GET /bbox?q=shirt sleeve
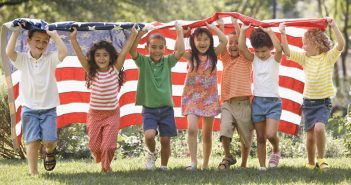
[133,53,144,68]
[287,49,306,66]
[49,52,61,67]
[13,52,25,70]
[326,46,342,65]
[167,54,178,68]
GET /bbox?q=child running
[238,24,283,170]
[70,26,138,172]
[181,22,228,170]
[6,26,68,176]
[129,23,185,170]
[279,18,345,170]
[217,17,254,169]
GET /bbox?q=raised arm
[279,23,290,57]
[238,24,254,61]
[261,27,282,62]
[327,17,345,51]
[114,25,138,70]
[206,22,228,55]
[231,17,241,36]
[5,27,21,62]
[46,30,68,62]
[174,22,185,60]
[130,28,148,60]
[69,27,89,72]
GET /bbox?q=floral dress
[181,56,220,117]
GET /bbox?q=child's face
[27,32,50,58]
[227,34,239,57]
[254,46,272,61]
[94,48,110,71]
[194,33,210,54]
[303,37,320,56]
[147,38,166,63]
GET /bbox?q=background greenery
[0,0,350,163]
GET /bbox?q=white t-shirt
[13,52,62,110]
[252,55,280,97]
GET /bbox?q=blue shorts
[252,96,282,123]
[21,106,58,144]
[142,106,177,137]
[302,98,332,131]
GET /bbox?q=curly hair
[86,40,125,88]
[189,27,217,72]
[304,28,332,53]
[249,28,273,49]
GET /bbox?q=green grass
[0,157,350,185]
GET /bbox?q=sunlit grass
[0,157,350,185]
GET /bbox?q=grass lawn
[0,157,350,185]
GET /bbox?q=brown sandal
[43,148,57,171]
[218,156,237,170]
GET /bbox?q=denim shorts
[302,98,332,131]
[21,106,58,144]
[142,106,177,137]
[252,96,282,123]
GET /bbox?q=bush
[57,124,90,159]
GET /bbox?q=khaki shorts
[220,98,254,147]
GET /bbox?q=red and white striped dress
[86,66,120,171]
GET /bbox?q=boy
[6,26,67,176]
[217,18,254,169]
[129,23,184,170]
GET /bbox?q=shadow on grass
[42,166,351,185]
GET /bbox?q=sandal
[316,158,329,170]
[43,148,57,171]
[218,156,237,170]
[185,164,197,171]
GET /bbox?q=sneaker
[316,158,329,170]
[160,166,168,171]
[185,163,197,171]
[268,152,281,168]
[145,151,157,170]
[258,166,267,171]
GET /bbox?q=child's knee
[256,135,266,144]
[160,137,170,146]
[314,123,325,134]
[42,141,57,150]
[144,130,156,140]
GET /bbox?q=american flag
[0,13,328,147]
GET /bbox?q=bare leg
[202,116,214,169]
[27,141,41,176]
[160,136,171,166]
[255,121,266,167]
[187,114,199,166]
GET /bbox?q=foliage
[117,126,145,158]
[56,124,90,159]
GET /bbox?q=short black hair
[249,28,273,49]
[28,29,48,39]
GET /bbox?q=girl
[181,23,227,170]
[70,26,137,172]
[280,18,345,170]
[238,24,283,170]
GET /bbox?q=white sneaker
[145,151,157,170]
[258,166,267,171]
[160,166,168,170]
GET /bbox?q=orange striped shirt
[90,66,120,110]
[219,52,252,101]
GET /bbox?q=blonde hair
[304,28,332,53]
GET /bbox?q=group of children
[5,16,345,175]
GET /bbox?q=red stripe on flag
[278,120,299,135]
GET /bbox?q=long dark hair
[86,41,125,88]
[189,27,217,72]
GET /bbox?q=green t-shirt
[134,53,178,107]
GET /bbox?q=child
[238,24,283,170]
[217,17,254,169]
[181,22,227,170]
[129,23,184,170]
[70,26,138,172]
[6,27,68,176]
[279,18,345,169]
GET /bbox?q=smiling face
[27,32,50,59]
[194,32,211,55]
[94,48,111,71]
[227,33,239,57]
[147,38,166,63]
